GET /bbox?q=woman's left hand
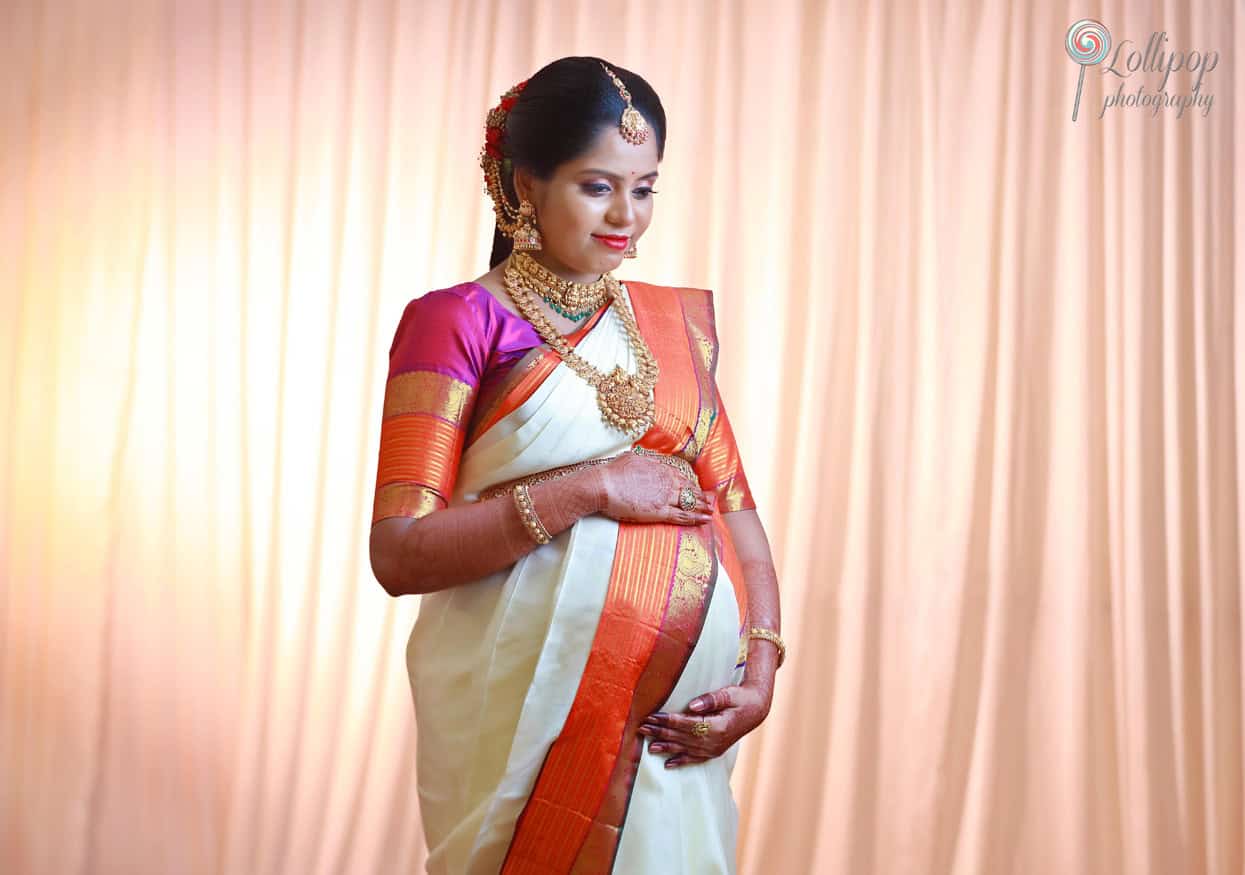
[637,683,772,768]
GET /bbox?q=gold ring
[692,720,710,737]
[678,486,698,512]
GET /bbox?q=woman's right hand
[589,452,716,525]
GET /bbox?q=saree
[371,280,757,874]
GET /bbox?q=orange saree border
[635,282,717,460]
[627,282,750,625]
[500,522,718,873]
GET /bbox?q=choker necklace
[509,251,609,321]
[502,255,659,436]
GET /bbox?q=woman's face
[513,125,660,283]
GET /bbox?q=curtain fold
[2,1,1241,872]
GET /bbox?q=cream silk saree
[372,280,756,873]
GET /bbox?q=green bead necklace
[541,296,598,321]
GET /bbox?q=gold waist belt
[477,446,696,502]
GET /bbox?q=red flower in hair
[482,79,529,165]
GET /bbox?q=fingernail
[649,712,668,720]
[688,700,706,712]
[637,725,653,735]
[649,743,666,752]
[664,760,679,769]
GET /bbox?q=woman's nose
[606,190,635,227]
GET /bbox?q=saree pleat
[394,283,753,874]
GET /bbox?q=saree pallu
[372,281,756,874]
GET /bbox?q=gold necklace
[510,251,610,320]
[502,257,659,436]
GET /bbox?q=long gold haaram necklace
[502,252,659,436]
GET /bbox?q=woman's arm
[636,507,782,768]
[724,509,781,708]
[370,454,716,597]
[370,467,602,597]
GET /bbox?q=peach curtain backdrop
[2,0,1243,873]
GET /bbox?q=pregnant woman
[368,56,785,874]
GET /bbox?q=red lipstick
[592,234,629,251]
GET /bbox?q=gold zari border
[382,370,474,421]
[372,482,443,523]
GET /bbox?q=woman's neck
[518,251,601,285]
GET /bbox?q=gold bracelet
[748,627,786,668]
[512,482,552,545]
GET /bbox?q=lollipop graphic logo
[1066,19,1112,121]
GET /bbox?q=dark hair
[487,56,667,268]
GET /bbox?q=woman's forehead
[559,127,659,179]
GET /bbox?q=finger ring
[692,720,710,737]
[678,486,698,512]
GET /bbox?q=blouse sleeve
[692,381,757,513]
[371,290,488,525]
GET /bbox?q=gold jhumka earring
[622,240,638,258]
[512,200,542,251]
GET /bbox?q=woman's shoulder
[387,282,504,378]
[395,281,510,332]
[401,280,497,318]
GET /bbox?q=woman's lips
[592,234,629,251]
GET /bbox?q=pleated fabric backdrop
[2,0,1242,872]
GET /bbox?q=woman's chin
[595,250,627,270]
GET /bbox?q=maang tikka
[598,62,649,145]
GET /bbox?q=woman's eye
[634,187,659,199]
[582,183,611,196]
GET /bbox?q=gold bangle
[748,627,786,668]
[512,483,551,545]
